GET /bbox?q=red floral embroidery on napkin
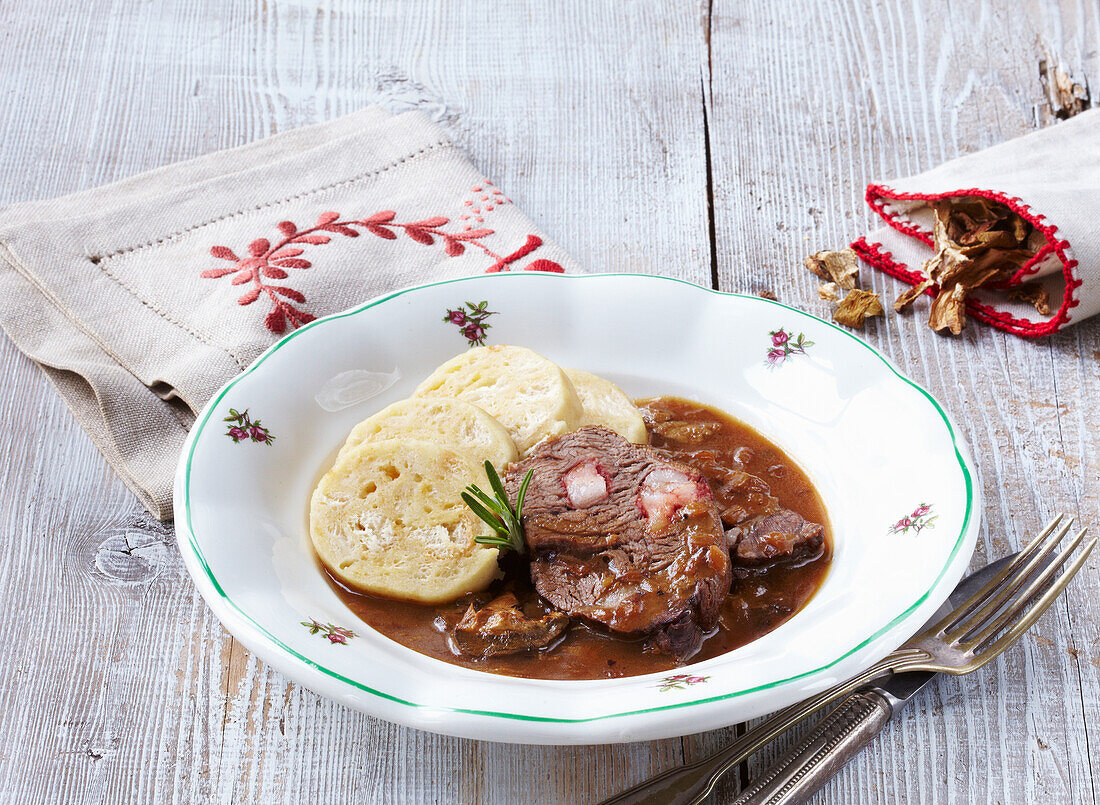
[204,209,562,333]
[459,181,516,229]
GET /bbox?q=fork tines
[933,514,1095,663]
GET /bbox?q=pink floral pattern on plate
[223,408,275,445]
[301,619,356,645]
[655,673,709,692]
[444,300,496,346]
[889,503,937,535]
[766,328,813,366]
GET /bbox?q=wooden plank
[2,0,1097,802]
[0,0,712,803]
[704,0,1099,803]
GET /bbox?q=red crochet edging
[859,184,1082,337]
[851,237,1004,329]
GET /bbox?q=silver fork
[599,514,1095,805]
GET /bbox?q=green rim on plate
[180,272,974,724]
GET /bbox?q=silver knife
[731,554,1016,805]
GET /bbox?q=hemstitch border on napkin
[95,139,454,262]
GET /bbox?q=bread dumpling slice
[413,345,583,454]
[337,397,518,468]
[310,439,500,603]
[565,368,648,444]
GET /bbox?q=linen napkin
[851,108,1100,337]
[0,107,578,520]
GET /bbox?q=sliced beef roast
[452,593,570,659]
[726,508,825,565]
[505,426,732,660]
[690,454,825,567]
[713,470,779,526]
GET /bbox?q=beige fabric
[858,108,1100,337]
[0,108,579,519]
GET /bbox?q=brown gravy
[322,396,831,680]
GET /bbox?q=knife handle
[731,689,893,805]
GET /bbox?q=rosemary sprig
[462,461,532,554]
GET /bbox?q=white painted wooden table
[1,2,1097,802]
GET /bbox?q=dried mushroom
[921,197,1036,335]
[927,284,972,336]
[805,249,859,290]
[833,289,884,329]
[894,279,934,312]
[1007,282,1052,316]
[805,195,1042,336]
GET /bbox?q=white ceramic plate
[174,273,980,744]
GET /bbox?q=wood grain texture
[0,0,1095,803]
[703,1,1100,803]
[0,1,707,803]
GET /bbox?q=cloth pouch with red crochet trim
[0,107,577,519]
[851,108,1099,338]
